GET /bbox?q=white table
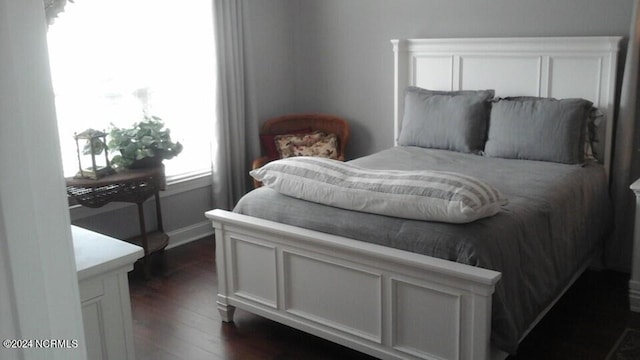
[73,225,143,360]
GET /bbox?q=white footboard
[206,209,502,360]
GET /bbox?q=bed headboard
[392,36,622,175]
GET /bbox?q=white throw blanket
[250,157,507,223]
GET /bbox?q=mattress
[234,146,612,353]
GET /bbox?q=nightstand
[73,225,142,359]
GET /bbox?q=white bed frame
[206,36,621,360]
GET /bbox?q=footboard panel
[206,209,501,360]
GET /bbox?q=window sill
[69,170,212,221]
[165,168,212,195]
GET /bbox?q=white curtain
[609,0,640,271]
[211,0,250,210]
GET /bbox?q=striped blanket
[250,157,507,223]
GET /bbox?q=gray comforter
[234,146,612,354]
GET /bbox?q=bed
[205,36,621,360]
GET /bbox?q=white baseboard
[166,220,214,250]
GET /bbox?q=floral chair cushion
[275,131,338,160]
[260,127,312,160]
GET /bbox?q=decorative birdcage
[74,129,115,179]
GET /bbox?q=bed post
[213,222,236,322]
[392,39,408,146]
[217,300,236,323]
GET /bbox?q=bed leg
[217,301,236,322]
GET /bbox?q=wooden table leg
[137,202,150,278]
[154,191,164,233]
[154,191,167,265]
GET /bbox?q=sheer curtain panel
[211,0,250,210]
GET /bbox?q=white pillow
[250,157,507,224]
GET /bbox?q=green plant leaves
[107,115,183,169]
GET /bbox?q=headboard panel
[392,36,621,175]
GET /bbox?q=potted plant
[108,115,183,169]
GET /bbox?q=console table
[66,166,169,277]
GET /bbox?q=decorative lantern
[74,129,115,179]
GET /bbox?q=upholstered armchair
[252,113,350,188]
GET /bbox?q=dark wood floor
[129,236,640,360]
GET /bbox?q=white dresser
[629,180,640,311]
[73,226,143,360]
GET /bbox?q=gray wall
[286,0,634,158]
[244,0,297,119]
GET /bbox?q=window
[47,0,216,180]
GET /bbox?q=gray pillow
[398,87,495,153]
[585,108,605,163]
[484,97,593,164]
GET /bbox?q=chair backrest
[260,113,350,161]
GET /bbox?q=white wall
[288,0,634,158]
[0,0,86,359]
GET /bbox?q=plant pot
[129,157,164,169]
